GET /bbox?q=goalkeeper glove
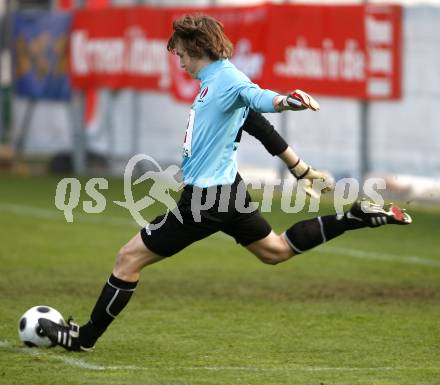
[289,159,333,199]
[275,89,320,112]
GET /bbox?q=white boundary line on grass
[1,340,439,373]
[0,202,136,227]
[320,246,440,268]
[1,202,439,268]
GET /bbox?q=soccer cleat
[346,200,412,227]
[38,317,94,352]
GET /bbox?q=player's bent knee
[116,244,154,267]
[246,233,294,266]
[257,250,290,265]
[116,244,134,265]
[114,245,137,275]
[259,256,281,265]
[114,234,162,277]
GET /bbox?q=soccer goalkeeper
[39,14,412,351]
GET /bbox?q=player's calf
[283,200,412,254]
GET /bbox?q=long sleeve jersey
[181,59,279,188]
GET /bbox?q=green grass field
[1,175,439,385]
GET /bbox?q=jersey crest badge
[197,86,209,102]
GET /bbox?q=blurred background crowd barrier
[0,0,439,203]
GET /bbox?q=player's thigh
[245,231,294,265]
[117,232,164,269]
[140,210,219,258]
[223,206,272,247]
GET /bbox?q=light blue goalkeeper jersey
[181,59,279,188]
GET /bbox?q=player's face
[174,41,202,79]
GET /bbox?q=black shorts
[140,174,272,257]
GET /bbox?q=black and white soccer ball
[18,306,65,348]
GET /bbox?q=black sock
[284,215,347,254]
[80,274,138,348]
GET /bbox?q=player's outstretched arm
[241,110,333,198]
[273,89,320,112]
[280,148,334,199]
[241,109,288,156]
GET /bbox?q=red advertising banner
[365,4,402,99]
[70,4,401,101]
[71,7,170,90]
[265,4,401,99]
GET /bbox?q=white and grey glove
[289,159,333,199]
[275,89,320,112]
